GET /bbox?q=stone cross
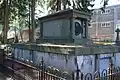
[115,28,120,42]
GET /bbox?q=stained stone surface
[0,72,12,80]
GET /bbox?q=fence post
[12,49,15,79]
[94,54,99,72]
[108,57,115,80]
[39,67,40,80]
[72,72,75,80]
[85,73,92,80]
[101,69,107,80]
[94,71,100,80]
[41,57,44,80]
[76,69,80,80]
[81,73,84,80]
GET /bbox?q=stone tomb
[36,9,90,44]
[12,9,119,78]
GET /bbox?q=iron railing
[73,66,120,80]
[4,56,67,80]
[5,57,120,80]
[1,49,120,80]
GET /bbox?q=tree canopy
[0,0,109,43]
[47,0,109,13]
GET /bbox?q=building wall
[89,5,120,41]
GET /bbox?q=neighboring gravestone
[115,28,120,45]
[36,9,91,44]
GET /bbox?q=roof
[38,9,91,21]
[11,43,119,55]
[37,43,83,48]
[106,4,120,8]
[94,4,120,10]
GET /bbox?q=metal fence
[5,57,120,80]
[4,56,68,80]
[1,49,120,80]
[72,66,120,80]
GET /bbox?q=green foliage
[36,0,49,16]
[72,0,95,12]
[48,0,71,12]
[9,0,29,24]
[47,0,109,13]
[6,0,30,43]
[100,0,109,12]
[0,34,3,44]
[0,0,109,44]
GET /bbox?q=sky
[94,0,120,8]
[36,0,120,17]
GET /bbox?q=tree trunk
[56,0,61,11]
[14,27,18,43]
[30,0,35,42]
[28,1,31,42]
[19,29,23,42]
[3,0,9,44]
[62,0,67,10]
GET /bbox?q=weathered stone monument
[36,9,91,44]
[11,9,119,79]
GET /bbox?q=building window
[106,23,110,26]
[89,23,95,28]
[101,22,111,27]
[93,11,97,15]
[98,11,101,14]
[105,9,111,14]
[100,9,111,14]
[89,26,92,28]
[107,10,110,13]
[89,24,92,28]
[102,11,104,14]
